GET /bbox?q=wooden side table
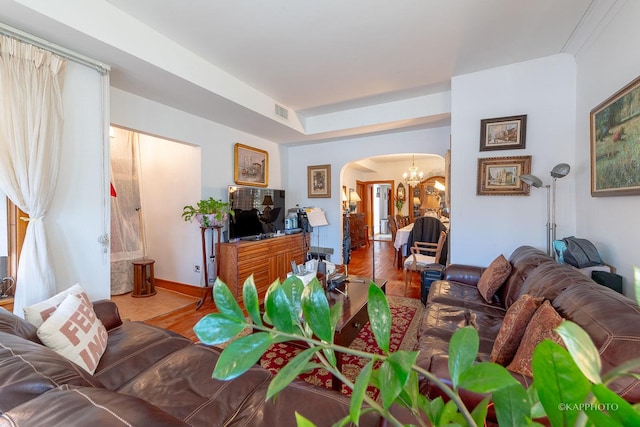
[132,258,157,297]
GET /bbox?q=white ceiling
[0,0,617,145]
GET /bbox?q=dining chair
[403,230,447,292]
[388,215,398,264]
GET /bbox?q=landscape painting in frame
[234,143,268,187]
[477,156,531,196]
[307,164,331,198]
[479,115,527,151]
[591,75,640,196]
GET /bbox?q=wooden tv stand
[218,233,310,302]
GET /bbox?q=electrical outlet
[193,263,201,273]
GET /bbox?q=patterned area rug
[260,296,423,398]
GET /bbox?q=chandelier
[403,155,424,187]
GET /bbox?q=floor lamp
[520,163,570,256]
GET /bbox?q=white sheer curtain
[110,127,143,295]
[0,36,67,316]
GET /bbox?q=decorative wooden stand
[196,225,222,310]
[132,258,157,297]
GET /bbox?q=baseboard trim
[155,279,203,297]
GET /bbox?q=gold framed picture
[477,156,531,196]
[307,164,331,198]
[590,75,640,196]
[234,143,268,187]
[480,115,527,151]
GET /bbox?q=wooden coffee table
[326,276,387,391]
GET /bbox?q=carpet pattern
[260,296,423,398]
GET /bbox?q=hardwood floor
[115,237,421,341]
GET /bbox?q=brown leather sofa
[0,300,384,426]
[415,245,640,419]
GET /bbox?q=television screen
[228,186,286,239]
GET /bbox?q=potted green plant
[181,197,234,227]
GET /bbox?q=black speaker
[591,271,623,294]
[342,215,351,265]
[317,261,327,288]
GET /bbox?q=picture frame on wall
[477,155,532,196]
[590,75,640,196]
[234,143,268,187]
[307,164,331,198]
[479,114,527,151]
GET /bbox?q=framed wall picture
[590,75,640,196]
[234,143,268,187]
[308,164,331,198]
[479,115,527,151]
[477,155,531,196]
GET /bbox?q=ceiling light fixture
[403,155,424,187]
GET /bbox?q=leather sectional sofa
[0,299,384,426]
[415,245,640,419]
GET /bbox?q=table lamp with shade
[348,189,361,212]
[520,163,570,256]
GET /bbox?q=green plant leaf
[556,320,602,384]
[329,299,343,330]
[367,282,391,353]
[458,362,518,393]
[531,340,591,427]
[590,383,640,425]
[265,281,296,334]
[193,313,247,345]
[294,412,317,427]
[267,346,320,400]
[213,278,245,321]
[493,383,531,426]
[423,396,444,426]
[471,396,492,427]
[378,359,403,409]
[386,350,419,388]
[350,360,373,423]
[242,275,262,327]
[281,274,304,317]
[301,280,333,342]
[448,326,479,389]
[213,332,274,380]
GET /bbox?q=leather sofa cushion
[500,246,555,307]
[490,294,544,366]
[116,343,382,426]
[477,254,512,303]
[517,261,593,303]
[0,307,40,343]
[553,284,640,402]
[94,321,192,390]
[506,300,564,377]
[1,385,189,427]
[0,331,104,413]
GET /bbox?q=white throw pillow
[24,283,84,328]
[37,292,108,374]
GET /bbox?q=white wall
[138,134,202,286]
[47,62,110,301]
[450,54,577,266]
[111,88,284,287]
[575,1,640,296]
[288,127,451,261]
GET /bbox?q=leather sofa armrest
[1,385,189,427]
[443,264,486,286]
[92,300,123,330]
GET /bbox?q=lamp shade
[520,174,543,188]
[550,163,571,178]
[349,190,361,202]
[261,195,274,206]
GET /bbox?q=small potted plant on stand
[181,197,234,228]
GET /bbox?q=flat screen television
[228,185,286,239]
